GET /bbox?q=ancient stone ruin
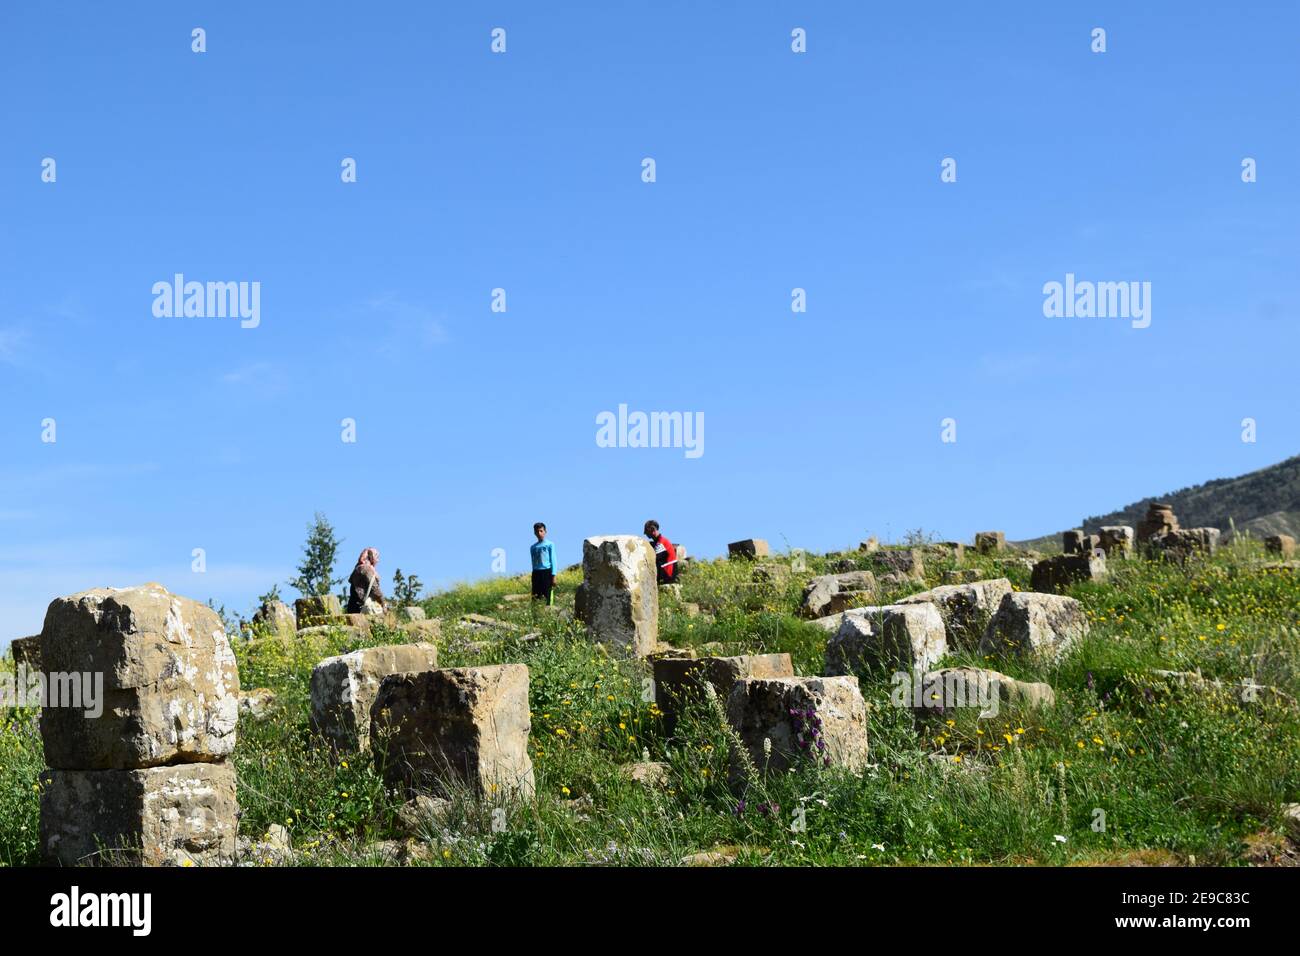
[799,570,877,618]
[251,597,297,640]
[978,592,1088,663]
[1030,553,1108,593]
[824,603,947,676]
[310,643,440,753]
[867,548,925,583]
[9,634,40,674]
[581,535,658,656]
[651,652,793,733]
[1151,527,1221,560]
[1136,503,1179,542]
[1265,534,1296,557]
[910,667,1055,720]
[897,578,1012,651]
[726,676,869,778]
[727,538,770,559]
[295,593,342,629]
[974,531,1005,554]
[38,583,240,866]
[371,663,535,801]
[1098,526,1135,557]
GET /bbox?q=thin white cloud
[0,326,28,364]
[219,360,288,397]
[364,293,451,355]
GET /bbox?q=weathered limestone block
[1099,526,1135,557]
[40,762,238,866]
[574,581,589,623]
[295,594,342,629]
[371,664,534,801]
[460,613,520,633]
[343,613,374,635]
[751,563,791,585]
[238,688,277,720]
[1148,669,1293,708]
[296,624,367,642]
[582,536,658,656]
[858,537,880,553]
[1137,503,1179,542]
[251,599,296,639]
[824,603,947,676]
[943,568,982,584]
[909,667,1055,718]
[974,531,1006,554]
[726,676,869,775]
[798,570,877,619]
[619,761,671,789]
[674,543,689,567]
[652,653,794,732]
[9,634,40,673]
[1151,527,1220,560]
[897,578,1013,651]
[1062,530,1085,555]
[979,592,1087,662]
[1264,534,1296,557]
[867,549,925,582]
[40,583,239,771]
[394,605,426,622]
[727,539,770,559]
[1030,553,1108,593]
[928,541,965,563]
[398,618,441,641]
[310,643,440,753]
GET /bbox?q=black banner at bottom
[0,865,1278,941]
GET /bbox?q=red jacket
[653,535,677,579]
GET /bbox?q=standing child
[530,522,557,605]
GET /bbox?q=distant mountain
[1018,454,1300,552]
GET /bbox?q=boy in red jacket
[644,520,677,585]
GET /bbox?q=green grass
[2,541,1298,866]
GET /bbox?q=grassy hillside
[1018,454,1300,552]
[3,540,1299,867]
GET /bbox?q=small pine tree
[258,583,282,605]
[290,512,343,597]
[392,568,424,607]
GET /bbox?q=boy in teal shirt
[530,522,557,605]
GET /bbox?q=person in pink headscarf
[346,547,387,614]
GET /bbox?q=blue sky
[2,2,1297,641]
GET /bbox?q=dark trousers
[531,569,555,604]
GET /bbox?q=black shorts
[531,569,554,599]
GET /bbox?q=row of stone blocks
[650,652,870,775]
[647,645,1052,777]
[309,645,536,800]
[249,593,439,642]
[823,581,1089,674]
[36,584,241,866]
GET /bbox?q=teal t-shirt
[530,540,556,572]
